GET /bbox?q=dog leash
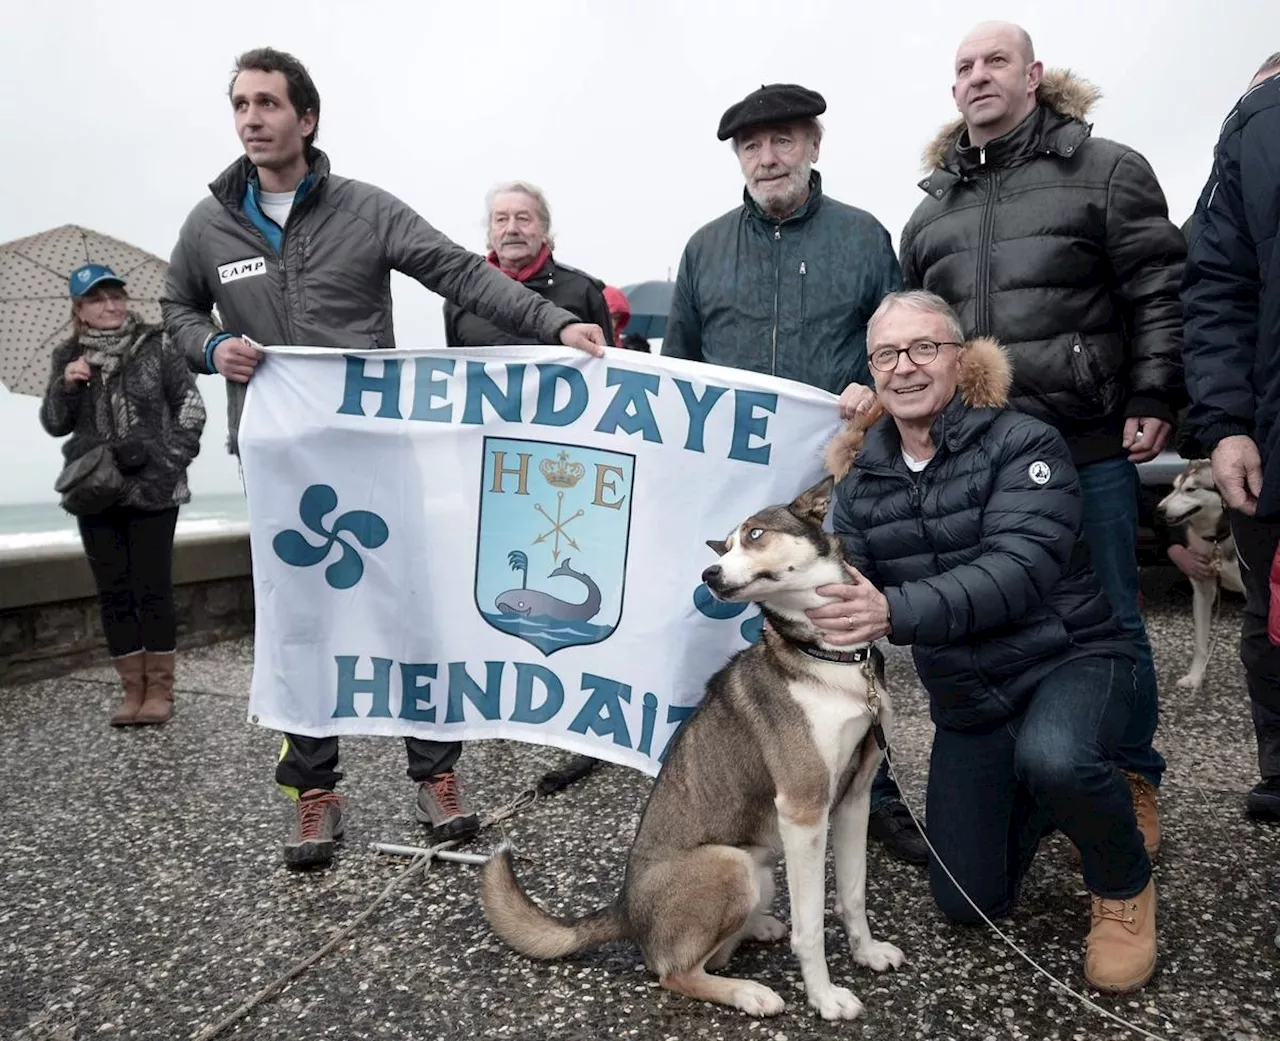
[188,786,542,1041]
[876,701,1175,1041]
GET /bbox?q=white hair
[867,290,966,344]
[484,180,555,251]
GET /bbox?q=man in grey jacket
[162,47,605,869]
[663,84,926,867]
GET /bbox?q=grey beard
[747,165,811,219]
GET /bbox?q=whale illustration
[495,558,602,623]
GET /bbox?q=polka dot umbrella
[0,224,167,396]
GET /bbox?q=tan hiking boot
[1084,879,1157,993]
[135,651,176,725]
[1124,772,1161,859]
[109,652,146,727]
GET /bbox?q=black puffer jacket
[444,255,614,347]
[39,319,205,513]
[827,338,1132,732]
[900,72,1186,466]
[1183,73,1280,517]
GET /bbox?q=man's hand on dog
[1122,416,1172,462]
[808,563,891,645]
[1167,544,1216,582]
[1212,434,1264,516]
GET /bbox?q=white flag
[239,345,840,777]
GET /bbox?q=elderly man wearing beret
[664,83,924,866]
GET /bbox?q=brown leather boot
[109,653,147,727]
[1084,879,1157,993]
[1124,772,1161,859]
[135,651,176,725]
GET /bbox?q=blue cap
[69,263,127,298]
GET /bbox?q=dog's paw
[746,913,787,942]
[1176,673,1204,691]
[808,984,864,1021]
[730,981,785,1017]
[852,939,905,972]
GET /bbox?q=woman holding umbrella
[39,264,206,726]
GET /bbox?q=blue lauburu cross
[272,485,390,590]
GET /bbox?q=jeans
[77,506,179,657]
[1227,509,1280,780]
[926,654,1150,921]
[1076,458,1166,787]
[276,734,462,794]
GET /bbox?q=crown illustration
[540,450,585,488]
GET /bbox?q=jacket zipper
[974,157,1000,337]
[770,226,782,376]
[799,261,807,342]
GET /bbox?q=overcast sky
[2,0,1276,504]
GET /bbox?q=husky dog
[1156,459,1245,690]
[481,477,904,1021]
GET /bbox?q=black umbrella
[620,280,675,339]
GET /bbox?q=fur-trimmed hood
[825,336,1011,480]
[921,69,1101,173]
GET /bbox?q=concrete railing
[0,525,254,685]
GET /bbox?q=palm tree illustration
[507,550,529,589]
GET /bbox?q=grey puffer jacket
[39,320,206,513]
[663,171,902,394]
[162,150,582,453]
[900,72,1186,467]
[826,338,1132,732]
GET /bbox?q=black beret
[717,83,827,141]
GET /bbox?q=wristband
[204,333,234,375]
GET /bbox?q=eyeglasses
[868,340,962,372]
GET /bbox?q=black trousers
[1228,509,1280,781]
[77,506,179,657]
[276,734,462,793]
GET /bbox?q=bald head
[952,21,1043,148]
[959,21,1035,64]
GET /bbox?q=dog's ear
[705,538,729,556]
[789,476,835,523]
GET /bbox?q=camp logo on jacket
[217,256,267,284]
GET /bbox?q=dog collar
[794,642,872,665]
[1207,513,1233,544]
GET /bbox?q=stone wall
[0,528,253,685]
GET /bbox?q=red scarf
[486,244,551,282]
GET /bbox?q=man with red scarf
[445,181,615,347]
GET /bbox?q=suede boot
[1084,879,1157,993]
[135,651,176,725]
[109,652,147,727]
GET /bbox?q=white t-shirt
[902,450,930,473]
[259,190,295,229]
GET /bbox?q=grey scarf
[80,313,145,441]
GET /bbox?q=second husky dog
[481,477,904,1021]
[1156,458,1245,690]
